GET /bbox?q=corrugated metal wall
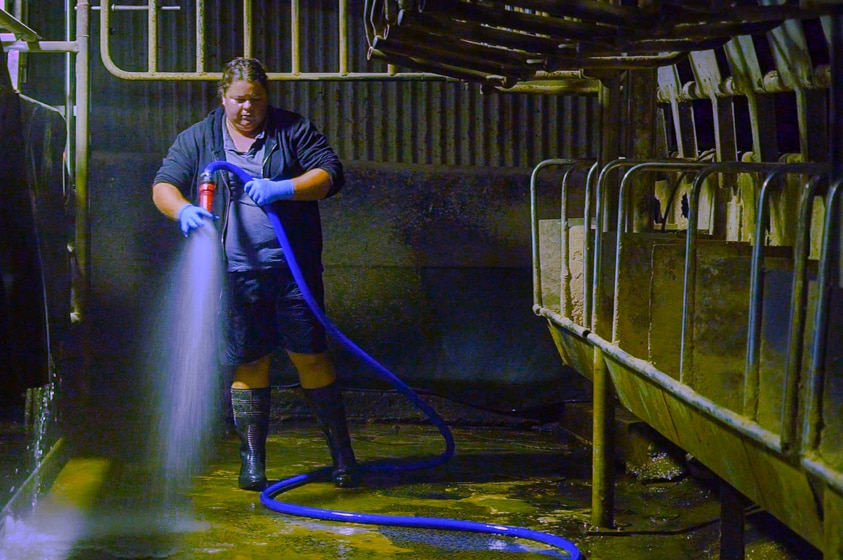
[23,0,598,166]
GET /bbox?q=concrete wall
[89,153,586,412]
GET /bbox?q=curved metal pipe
[745,164,829,422]
[682,161,791,383]
[780,173,829,456]
[803,177,843,453]
[529,159,582,311]
[612,161,708,345]
[580,161,601,329]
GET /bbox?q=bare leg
[286,350,337,389]
[232,354,272,389]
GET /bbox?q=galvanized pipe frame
[560,160,599,322]
[745,164,830,426]
[611,161,710,347]
[681,161,794,384]
[802,176,841,456]
[529,158,586,312]
[591,158,700,337]
[581,161,601,329]
[530,156,843,538]
[775,172,828,457]
[98,0,447,81]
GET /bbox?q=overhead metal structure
[364,0,838,93]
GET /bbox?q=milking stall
[2,1,843,559]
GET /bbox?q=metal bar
[0,7,41,40]
[720,481,747,560]
[243,0,252,59]
[803,177,842,453]
[781,174,827,456]
[196,0,204,73]
[560,161,597,319]
[536,307,785,453]
[1,40,79,52]
[91,4,180,10]
[745,164,829,421]
[97,0,446,81]
[479,0,648,27]
[371,35,525,81]
[682,162,789,384]
[75,0,91,399]
[529,159,581,310]
[538,304,843,499]
[291,0,300,74]
[591,345,613,529]
[593,159,691,333]
[339,0,348,75]
[65,0,76,182]
[147,0,157,73]
[424,1,615,43]
[612,162,708,346]
[582,161,601,329]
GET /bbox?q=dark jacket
[153,106,345,277]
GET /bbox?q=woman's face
[221,79,269,136]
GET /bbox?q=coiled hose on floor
[203,161,582,559]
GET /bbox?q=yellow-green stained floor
[1,423,819,559]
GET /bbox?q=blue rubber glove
[244,178,295,206]
[177,204,214,236]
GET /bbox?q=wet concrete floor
[0,417,821,560]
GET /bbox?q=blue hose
[203,161,581,559]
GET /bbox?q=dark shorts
[224,267,327,365]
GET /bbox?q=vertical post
[147,0,157,73]
[825,487,843,560]
[591,74,621,530]
[74,0,91,398]
[591,347,614,529]
[719,480,746,560]
[65,0,75,180]
[291,0,300,74]
[196,0,205,72]
[338,0,348,75]
[242,0,252,59]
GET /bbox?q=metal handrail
[98,0,449,81]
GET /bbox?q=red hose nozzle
[198,171,216,212]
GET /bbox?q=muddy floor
[0,419,820,560]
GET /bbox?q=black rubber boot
[231,387,271,491]
[303,383,360,488]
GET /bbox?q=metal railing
[531,155,843,547]
[98,0,449,81]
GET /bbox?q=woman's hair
[218,57,269,97]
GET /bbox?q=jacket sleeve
[291,117,345,198]
[152,122,203,199]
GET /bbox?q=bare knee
[287,351,336,389]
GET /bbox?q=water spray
[200,160,582,559]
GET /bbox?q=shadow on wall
[89,155,586,413]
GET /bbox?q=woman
[151,57,358,490]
